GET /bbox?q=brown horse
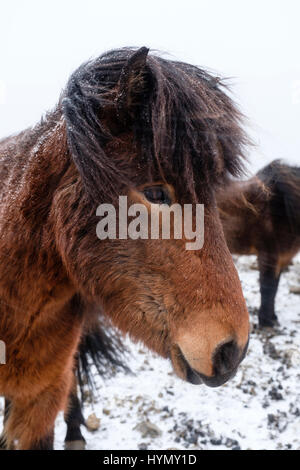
[218,160,300,327]
[0,47,249,450]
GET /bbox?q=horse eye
[143,186,171,205]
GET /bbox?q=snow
[1,255,300,450]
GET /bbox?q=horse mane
[257,159,300,194]
[62,47,249,203]
[217,175,270,219]
[257,159,300,234]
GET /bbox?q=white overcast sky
[0,0,299,173]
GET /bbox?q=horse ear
[115,47,150,121]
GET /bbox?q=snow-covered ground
[1,255,300,450]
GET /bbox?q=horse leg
[0,399,11,449]
[64,373,86,450]
[29,429,55,450]
[1,397,54,450]
[258,253,281,327]
[5,378,72,450]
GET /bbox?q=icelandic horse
[0,47,249,449]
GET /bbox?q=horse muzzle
[172,338,249,387]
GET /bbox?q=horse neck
[1,110,71,218]
[0,110,77,319]
[219,179,253,214]
[217,177,267,254]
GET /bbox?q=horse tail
[76,317,130,401]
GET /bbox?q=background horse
[218,160,300,327]
[0,47,249,449]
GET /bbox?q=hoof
[259,322,275,329]
[257,322,282,338]
[259,318,278,329]
[64,440,86,450]
[0,440,15,450]
[0,435,7,450]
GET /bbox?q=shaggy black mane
[257,159,300,234]
[62,47,249,202]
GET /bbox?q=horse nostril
[212,340,240,376]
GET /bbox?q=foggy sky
[1,0,299,173]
